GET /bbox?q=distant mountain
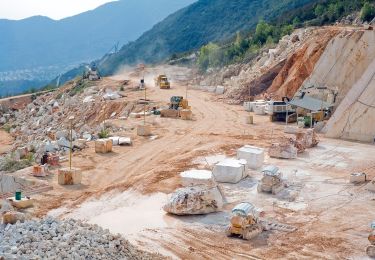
[98,0,317,75]
[0,0,195,71]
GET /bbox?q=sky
[0,0,116,20]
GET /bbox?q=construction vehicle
[257,165,284,195]
[160,96,191,119]
[84,63,101,81]
[155,75,171,89]
[226,202,263,240]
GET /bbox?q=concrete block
[95,139,112,153]
[58,168,82,185]
[7,197,35,209]
[180,109,193,120]
[137,125,151,136]
[213,159,247,183]
[237,145,264,170]
[180,170,216,188]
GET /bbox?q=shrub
[3,124,12,133]
[361,2,375,22]
[0,155,32,172]
[98,128,110,139]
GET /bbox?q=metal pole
[69,120,72,170]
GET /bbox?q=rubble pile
[198,28,317,104]
[0,80,139,161]
[0,217,161,259]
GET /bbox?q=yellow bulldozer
[155,75,170,89]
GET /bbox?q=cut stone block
[215,86,225,95]
[160,109,179,118]
[137,125,151,136]
[245,115,254,124]
[180,109,193,120]
[118,137,132,146]
[284,126,299,134]
[180,170,216,188]
[237,145,264,170]
[7,197,35,209]
[47,155,59,167]
[95,139,112,153]
[350,172,366,184]
[163,186,223,215]
[58,168,82,185]
[109,137,120,146]
[32,165,44,177]
[269,142,297,159]
[213,158,247,183]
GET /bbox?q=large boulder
[163,186,223,215]
[269,138,298,159]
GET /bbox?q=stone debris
[269,138,298,159]
[237,145,264,170]
[163,186,223,215]
[0,217,161,259]
[213,158,247,184]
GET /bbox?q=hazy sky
[0,0,116,20]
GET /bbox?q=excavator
[155,75,171,89]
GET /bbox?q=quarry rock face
[163,186,223,215]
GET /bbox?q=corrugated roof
[289,96,333,111]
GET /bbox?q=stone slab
[137,125,151,136]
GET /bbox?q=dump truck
[155,75,170,89]
[226,202,263,240]
[257,165,284,194]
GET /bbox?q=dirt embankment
[266,29,339,99]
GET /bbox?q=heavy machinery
[84,63,101,81]
[226,202,263,240]
[257,165,284,195]
[160,96,191,119]
[155,75,171,89]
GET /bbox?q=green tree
[254,20,274,45]
[314,4,325,17]
[361,2,375,22]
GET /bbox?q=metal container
[15,191,22,201]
